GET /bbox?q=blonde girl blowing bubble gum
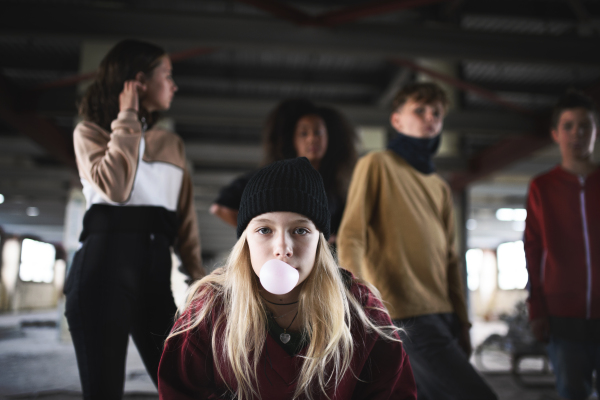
[158,157,416,400]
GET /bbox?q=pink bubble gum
[259,259,300,295]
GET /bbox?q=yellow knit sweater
[337,150,470,325]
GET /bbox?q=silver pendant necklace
[280,310,299,344]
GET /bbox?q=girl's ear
[551,128,560,144]
[135,72,147,95]
[135,71,145,83]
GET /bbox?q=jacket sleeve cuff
[110,111,142,134]
[455,309,472,328]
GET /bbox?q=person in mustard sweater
[337,82,497,400]
[64,39,204,399]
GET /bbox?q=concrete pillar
[0,238,21,311]
[58,188,86,341]
[357,126,386,154]
[77,41,117,95]
[454,189,471,320]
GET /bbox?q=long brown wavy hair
[78,39,166,131]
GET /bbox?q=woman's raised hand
[119,80,146,113]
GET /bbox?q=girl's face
[246,212,320,289]
[140,56,178,112]
[293,114,328,166]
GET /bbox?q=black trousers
[64,231,177,399]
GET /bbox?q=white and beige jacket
[73,110,204,280]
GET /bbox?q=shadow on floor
[4,391,158,400]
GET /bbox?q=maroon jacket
[525,166,600,320]
[158,275,416,399]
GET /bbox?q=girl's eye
[414,107,425,115]
[563,122,573,131]
[257,228,272,235]
[294,228,309,235]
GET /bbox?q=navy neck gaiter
[387,132,441,174]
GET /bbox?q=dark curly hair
[78,39,166,131]
[315,106,358,200]
[262,98,358,201]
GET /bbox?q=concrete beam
[0,74,76,169]
[186,142,263,167]
[168,96,536,133]
[0,166,76,181]
[0,137,48,157]
[2,4,600,65]
[237,0,453,28]
[449,134,552,191]
[377,67,412,108]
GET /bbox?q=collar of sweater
[387,132,440,174]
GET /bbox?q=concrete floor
[0,309,581,400]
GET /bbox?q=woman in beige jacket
[64,39,203,399]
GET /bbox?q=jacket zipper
[540,249,547,283]
[579,175,592,319]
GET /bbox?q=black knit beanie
[237,157,331,239]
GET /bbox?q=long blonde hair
[168,231,399,400]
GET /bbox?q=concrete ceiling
[1,0,599,259]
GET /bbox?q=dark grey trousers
[394,313,498,400]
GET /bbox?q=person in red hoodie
[158,157,416,400]
[525,90,599,400]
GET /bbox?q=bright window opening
[19,239,56,283]
[496,208,527,222]
[497,240,528,290]
[466,248,483,291]
[466,219,477,231]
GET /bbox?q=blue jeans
[547,337,600,400]
[394,313,498,400]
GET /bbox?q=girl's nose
[274,233,293,259]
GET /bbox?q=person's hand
[458,325,473,358]
[530,317,550,343]
[209,204,239,228]
[119,80,146,113]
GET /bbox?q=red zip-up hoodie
[525,165,600,321]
